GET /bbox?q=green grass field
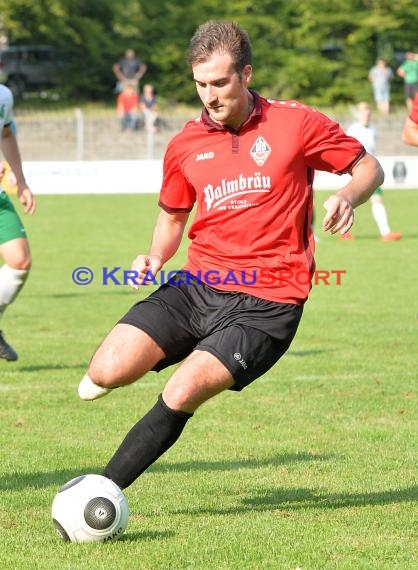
[0,190,417,570]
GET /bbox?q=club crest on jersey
[250,136,271,166]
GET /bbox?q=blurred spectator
[402,92,418,146]
[396,52,418,110]
[116,82,139,132]
[345,102,402,242]
[112,48,147,94]
[140,84,159,133]
[368,58,393,115]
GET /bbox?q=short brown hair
[188,20,252,75]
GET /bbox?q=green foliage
[0,0,417,104]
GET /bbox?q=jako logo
[196,151,215,161]
[103,526,124,541]
[234,352,248,370]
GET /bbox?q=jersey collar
[200,90,262,133]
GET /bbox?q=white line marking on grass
[0,384,17,391]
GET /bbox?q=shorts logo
[234,352,248,370]
[196,151,215,161]
[250,136,271,166]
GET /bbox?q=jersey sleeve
[409,94,418,123]
[158,139,196,213]
[302,108,365,174]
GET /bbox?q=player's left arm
[135,63,147,80]
[1,123,36,215]
[322,152,384,235]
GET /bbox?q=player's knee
[8,251,32,271]
[17,256,31,271]
[88,348,137,387]
[162,384,204,414]
[87,359,118,388]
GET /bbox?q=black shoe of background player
[0,330,18,361]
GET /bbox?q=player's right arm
[130,209,189,288]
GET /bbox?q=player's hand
[322,194,354,236]
[17,185,36,215]
[130,254,163,289]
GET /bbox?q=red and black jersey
[159,92,364,304]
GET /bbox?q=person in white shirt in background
[342,102,402,241]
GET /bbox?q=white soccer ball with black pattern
[51,474,129,543]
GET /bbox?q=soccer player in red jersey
[78,21,384,490]
[402,92,418,146]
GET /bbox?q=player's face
[193,51,252,129]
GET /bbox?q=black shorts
[405,82,418,99]
[119,273,303,391]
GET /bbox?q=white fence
[15,106,194,162]
[23,156,418,195]
[14,105,418,163]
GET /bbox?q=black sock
[103,394,193,489]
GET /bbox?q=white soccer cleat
[78,374,111,401]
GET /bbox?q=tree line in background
[0,0,417,108]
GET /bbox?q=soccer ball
[51,474,129,543]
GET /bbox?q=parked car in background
[0,45,61,98]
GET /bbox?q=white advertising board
[23,156,418,195]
